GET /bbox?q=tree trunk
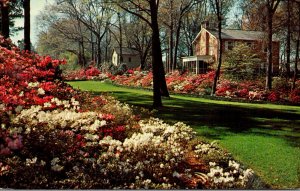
[169,22,174,72]
[140,43,151,70]
[168,0,174,73]
[266,11,273,90]
[97,35,102,67]
[211,0,222,96]
[81,41,87,68]
[189,44,193,56]
[118,13,122,65]
[91,31,95,63]
[150,0,169,107]
[1,2,9,39]
[286,0,291,77]
[174,17,183,70]
[292,3,300,90]
[105,32,111,62]
[23,0,31,51]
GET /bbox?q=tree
[161,0,197,72]
[76,0,112,67]
[265,0,281,90]
[0,0,9,38]
[108,8,124,66]
[241,0,281,90]
[23,0,30,51]
[9,0,23,34]
[123,16,152,69]
[173,0,196,70]
[292,0,300,90]
[210,0,226,95]
[116,0,170,108]
[285,0,291,77]
[181,1,209,56]
[37,6,90,66]
[0,0,24,38]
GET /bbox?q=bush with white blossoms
[1,98,262,189]
[95,118,196,189]
[1,95,261,189]
[194,141,256,189]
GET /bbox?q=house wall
[194,29,218,65]
[111,50,141,69]
[122,54,141,69]
[221,39,280,74]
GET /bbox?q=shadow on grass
[92,91,300,148]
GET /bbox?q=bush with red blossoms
[0,38,72,112]
[63,66,107,81]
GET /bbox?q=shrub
[223,43,263,81]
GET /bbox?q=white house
[112,47,141,69]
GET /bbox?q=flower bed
[107,69,300,104]
[63,66,108,81]
[0,36,258,189]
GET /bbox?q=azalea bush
[0,36,258,189]
[63,66,108,81]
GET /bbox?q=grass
[68,81,300,189]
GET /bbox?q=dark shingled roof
[114,47,139,55]
[209,29,279,41]
[193,28,279,43]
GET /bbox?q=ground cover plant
[0,37,259,189]
[68,81,300,189]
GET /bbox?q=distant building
[112,47,141,69]
[182,23,280,74]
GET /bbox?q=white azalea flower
[43,102,51,108]
[51,164,64,172]
[28,82,39,88]
[37,88,45,95]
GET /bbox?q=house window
[198,61,208,74]
[262,43,268,53]
[225,41,234,51]
[128,57,131,62]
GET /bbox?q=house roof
[210,29,267,41]
[114,47,139,55]
[193,28,279,44]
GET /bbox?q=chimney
[201,21,209,29]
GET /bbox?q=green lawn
[68,81,300,189]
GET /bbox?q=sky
[11,0,53,45]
